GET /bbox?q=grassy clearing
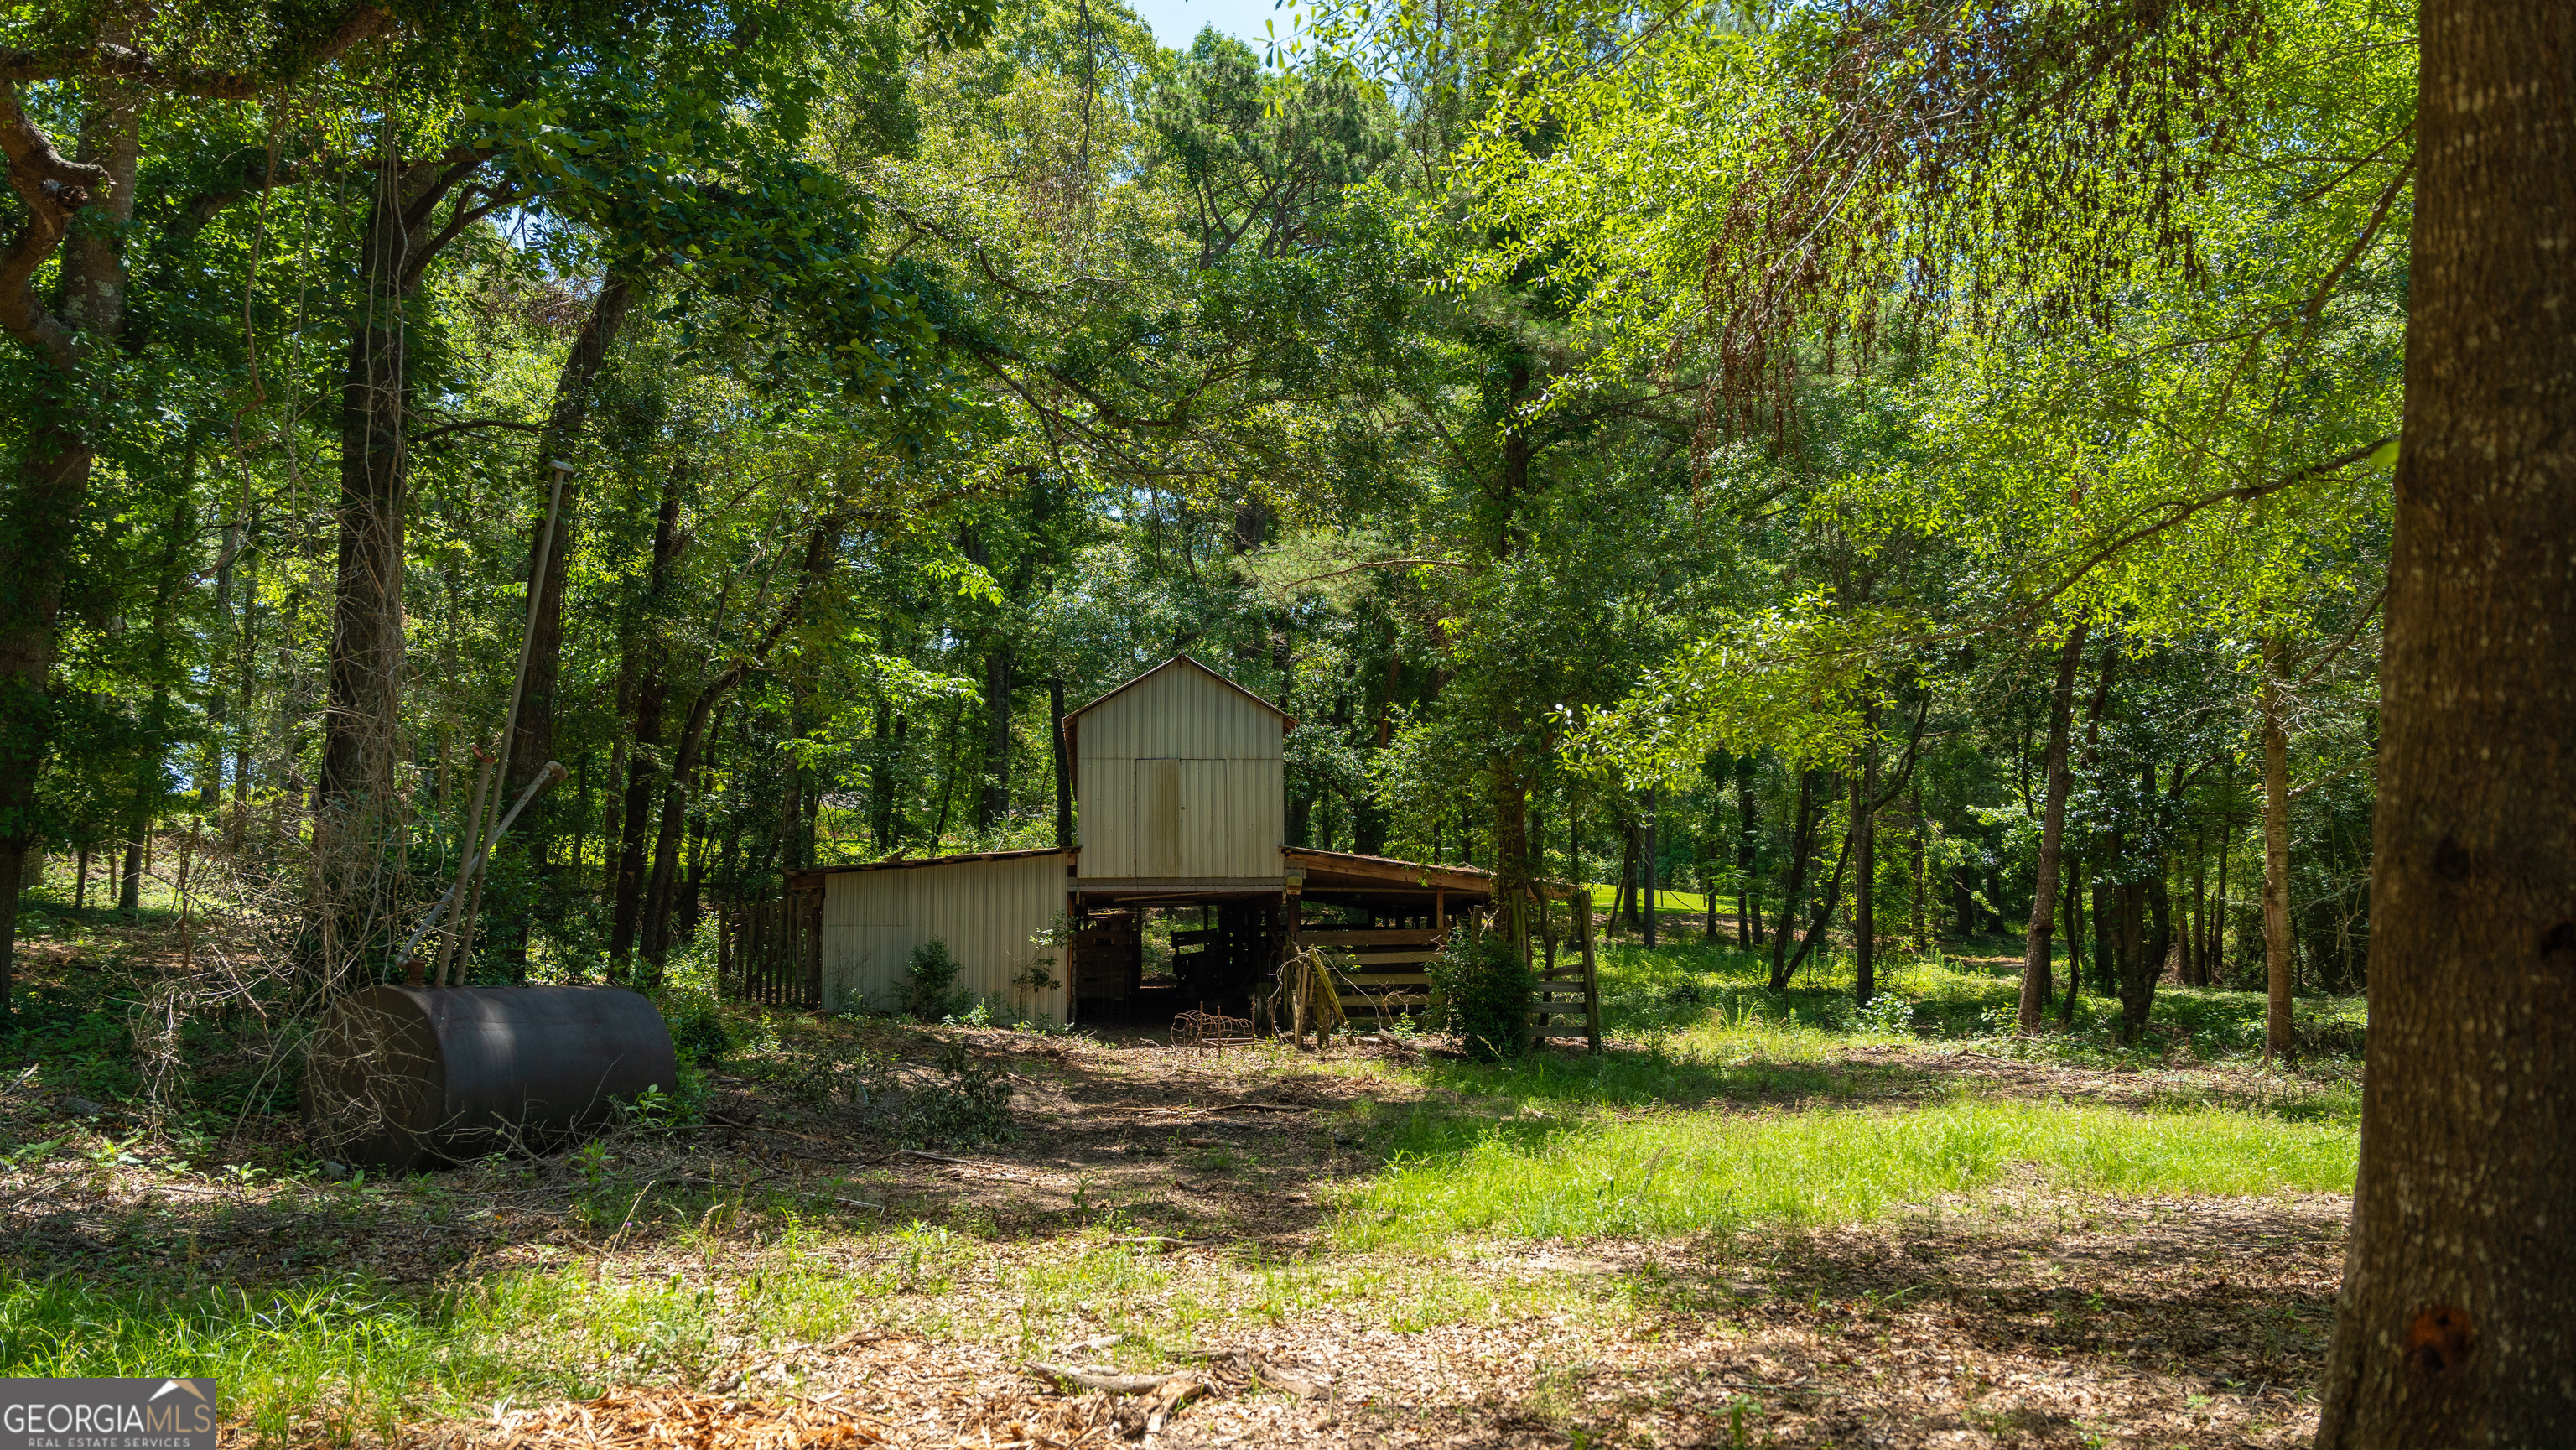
[1579,932,2367,1068]
[1338,1095,2358,1245]
[0,899,2371,1445]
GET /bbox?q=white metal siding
[820,853,1070,1020]
[1075,665,1284,880]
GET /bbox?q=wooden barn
[735,655,1595,1044]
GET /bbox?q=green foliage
[902,1041,1014,1146]
[653,991,735,1067]
[901,938,973,1021]
[1425,922,1536,1062]
[622,1066,711,1130]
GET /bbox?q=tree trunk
[1491,756,1535,905]
[1909,779,1929,951]
[1640,787,1658,946]
[979,640,1011,833]
[608,673,666,969]
[2090,874,2115,1002]
[1853,714,1877,1006]
[1781,816,1852,983]
[2059,854,2083,1021]
[1768,769,1818,988]
[641,673,745,975]
[1049,678,1071,850]
[1736,755,1759,948]
[2118,776,2171,1040]
[2316,4,2576,1437]
[2019,623,2087,1029]
[1612,819,1639,933]
[0,91,141,1006]
[319,164,424,829]
[875,709,907,851]
[507,271,638,798]
[2211,805,2230,982]
[2259,636,2297,1060]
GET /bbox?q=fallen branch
[1024,1361,1192,1395]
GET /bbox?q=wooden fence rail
[717,888,823,1009]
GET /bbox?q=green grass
[1579,933,2366,1066]
[1337,1094,2359,1245]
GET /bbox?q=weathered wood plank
[1292,928,1444,948]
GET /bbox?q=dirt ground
[0,996,2347,1449]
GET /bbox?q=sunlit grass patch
[0,1276,517,1444]
[1581,933,2366,1069]
[1334,1096,2357,1246]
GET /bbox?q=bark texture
[2314,3,2576,1441]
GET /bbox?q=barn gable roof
[1062,655,1293,757]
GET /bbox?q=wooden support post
[1435,887,1446,934]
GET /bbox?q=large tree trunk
[2315,3,2576,1439]
[0,90,140,1005]
[2259,637,2297,1059]
[2018,624,2087,1028]
[318,166,422,825]
[1491,761,1533,902]
[318,159,459,980]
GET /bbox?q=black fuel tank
[304,985,678,1173]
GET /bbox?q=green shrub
[902,938,973,1021]
[904,1041,1015,1146]
[655,991,734,1065]
[1426,923,1537,1062]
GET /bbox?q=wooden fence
[717,888,823,1009]
[1285,886,1601,1052]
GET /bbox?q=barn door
[1135,758,1185,876]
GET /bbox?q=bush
[1426,923,1538,1062]
[902,938,973,1021]
[656,991,734,1065]
[904,1041,1015,1146]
